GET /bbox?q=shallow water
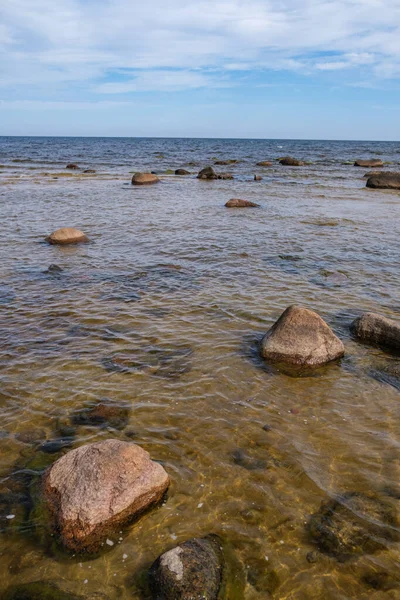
[0,137,400,599]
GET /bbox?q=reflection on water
[0,137,399,599]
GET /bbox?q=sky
[0,0,400,139]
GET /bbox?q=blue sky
[0,0,400,139]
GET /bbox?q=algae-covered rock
[2,581,81,600]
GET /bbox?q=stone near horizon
[225,198,260,207]
[46,227,88,245]
[351,312,400,352]
[279,157,305,166]
[260,305,345,367]
[256,161,272,167]
[131,172,160,185]
[43,439,170,552]
[354,159,384,168]
[366,172,400,189]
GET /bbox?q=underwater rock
[39,437,74,454]
[362,571,400,591]
[307,492,398,560]
[2,581,82,600]
[279,157,304,166]
[131,172,160,185]
[46,228,88,245]
[351,312,400,352]
[214,159,238,165]
[66,164,79,170]
[45,264,63,274]
[16,428,46,444]
[225,198,260,208]
[366,172,400,189]
[43,439,170,552]
[369,360,400,391]
[260,305,345,367]
[256,161,272,167]
[83,169,96,173]
[149,535,223,600]
[197,167,217,180]
[354,159,384,168]
[246,556,280,594]
[254,175,262,181]
[231,448,267,471]
[71,401,130,430]
[102,344,193,379]
[175,169,190,175]
[217,173,234,179]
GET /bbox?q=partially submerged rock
[217,173,233,180]
[66,163,79,170]
[214,159,237,165]
[366,172,400,189]
[260,305,344,367]
[43,439,169,552]
[131,172,160,185]
[254,175,262,181]
[46,228,88,245]
[149,535,223,600]
[83,169,96,174]
[197,166,217,180]
[175,169,190,175]
[307,492,398,560]
[354,159,384,168]
[2,581,81,600]
[256,161,272,167]
[225,198,260,208]
[45,264,63,273]
[351,312,400,352]
[71,401,130,430]
[279,157,304,166]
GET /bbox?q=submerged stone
[366,172,400,189]
[260,305,345,367]
[197,166,217,180]
[175,169,190,175]
[279,157,304,166]
[43,439,170,552]
[256,161,272,167]
[2,581,81,600]
[351,312,400,352]
[131,172,160,185]
[369,360,400,391]
[149,535,223,600]
[71,401,130,430]
[45,264,63,274]
[66,164,79,170]
[307,492,398,560]
[225,198,260,208]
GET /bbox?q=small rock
[131,173,160,185]
[197,167,217,180]
[83,169,96,174]
[217,173,233,179]
[2,581,81,600]
[366,172,400,189]
[225,198,260,208]
[363,571,399,591]
[214,159,237,165]
[45,264,63,273]
[43,439,170,552]
[279,157,304,166]
[39,438,74,453]
[254,175,262,181]
[71,401,130,430]
[260,305,344,367]
[175,169,190,175]
[354,159,384,168]
[351,312,400,352]
[46,228,88,245]
[256,161,272,167]
[149,535,223,600]
[15,428,46,444]
[66,164,79,170]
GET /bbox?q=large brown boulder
[351,312,400,352]
[279,157,304,166]
[366,172,400,189]
[260,305,344,367]
[131,173,160,185]
[46,228,88,245]
[225,198,260,208]
[149,536,223,600]
[43,439,170,552]
[197,167,217,180]
[354,159,384,168]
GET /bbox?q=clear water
[0,137,399,599]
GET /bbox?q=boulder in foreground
[279,157,304,166]
[149,536,223,600]
[260,305,344,367]
[366,172,400,189]
[354,159,384,168]
[225,198,260,208]
[43,439,170,552]
[351,312,400,352]
[46,228,88,245]
[131,172,160,185]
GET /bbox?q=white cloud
[0,0,399,94]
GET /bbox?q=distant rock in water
[363,171,383,178]
[254,175,262,181]
[225,198,260,208]
[66,163,79,170]
[175,169,190,175]
[354,159,384,168]
[214,159,237,165]
[307,492,398,561]
[83,169,96,173]
[256,161,272,167]
[43,439,170,552]
[45,264,63,273]
[351,312,400,352]
[46,228,88,245]
[197,166,217,180]
[366,172,400,189]
[279,157,304,166]
[131,172,160,185]
[149,536,223,600]
[260,305,344,367]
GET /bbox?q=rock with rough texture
[71,401,130,430]
[197,167,217,180]
[214,159,237,165]
[254,175,262,181]
[149,536,223,600]
[66,163,79,170]
[307,492,398,561]
[279,157,304,166]
[46,228,88,245]
[175,169,190,175]
[366,172,400,189]
[256,161,272,167]
[351,312,400,352]
[131,172,160,185]
[83,169,96,174]
[363,170,383,178]
[217,173,234,180]
[225,198,260,208]
[2,581,82,600]
[260,305,344,367]
[354,159,384,168]
[43,439,170,552]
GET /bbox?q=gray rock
[197,167,217,180]
[260,305,344,367]
[351,312,400,352]
[149,536,223,600]
[225,198,260,208]
[366,172,400,189]
[175,169,190,175]
[2,581,81,600]
[279,157,304,166]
